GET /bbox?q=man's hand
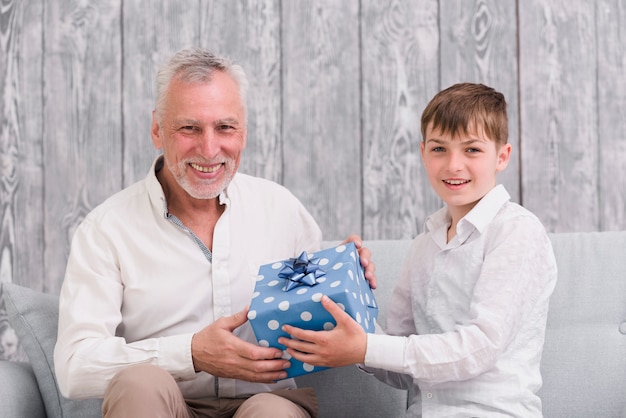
[342,234,377,289]
[279,295,367,367]
[191,307,290,383]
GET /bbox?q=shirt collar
[461,184,511,234]
[424,184,511,245]
[146,156,168,217]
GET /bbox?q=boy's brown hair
[420,82,508,146]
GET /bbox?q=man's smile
[190,162,222,173]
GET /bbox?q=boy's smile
[421,124,511,224]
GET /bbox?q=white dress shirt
[364,185,558,417]
[54,156,322,400]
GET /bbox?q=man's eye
[218,124,234,131]
[180,126,197,132]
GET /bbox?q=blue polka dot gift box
[247,242,378,379]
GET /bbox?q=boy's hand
[279,295,367,367]
[342,234,377,289]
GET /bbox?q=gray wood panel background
[1,0,625,327]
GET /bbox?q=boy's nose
[447,151,464,172]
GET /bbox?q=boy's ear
[496,143,512,172]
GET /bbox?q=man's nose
[197,130,219,157]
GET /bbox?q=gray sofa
[2,231,625,417]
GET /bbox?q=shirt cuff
[364,333,407,374]
[157,333,196,381]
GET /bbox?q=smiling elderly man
[54,48,375,418]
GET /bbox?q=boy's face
[421,123,511,222]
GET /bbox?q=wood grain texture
[440,0,520,202]
[1,0,626,298]
[519,0,599,232]
[0,0,45,292]
[122,0,202,187]
[199,0,282,182]
[596,0,626,230]
[1,0,44,362]
[1,0,21,289]
[361,0,441,240]
[43,0,123,292]
[281,0,362,239]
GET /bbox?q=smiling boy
[281,83,558,417]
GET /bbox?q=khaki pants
[102,364,318,418]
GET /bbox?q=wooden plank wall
[1,0,625,314]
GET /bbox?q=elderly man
[54,48,375,418]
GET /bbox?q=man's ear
[151,110,163,150]
[496,143,512,172]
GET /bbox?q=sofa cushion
[296,365,408,418]
[0,361,46,418]
[2,282,102,417]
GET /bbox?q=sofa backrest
[540,231,626,418]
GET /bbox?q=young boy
[279,83,558,417]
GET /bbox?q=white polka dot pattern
[247,242,378,379]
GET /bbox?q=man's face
[151,71,246,200]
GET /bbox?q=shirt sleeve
[54,217,197,400]
[361,326,414,390]
[363,241,419,383]
[365,215,557,385]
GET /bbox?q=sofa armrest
[0,361,46,418]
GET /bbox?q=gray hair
[154,48,249,122]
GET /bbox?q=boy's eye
[432,146,445,152]
[466,147,481,153]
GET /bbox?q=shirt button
[426,392,433,399]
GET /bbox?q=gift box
[247,242,378,378]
